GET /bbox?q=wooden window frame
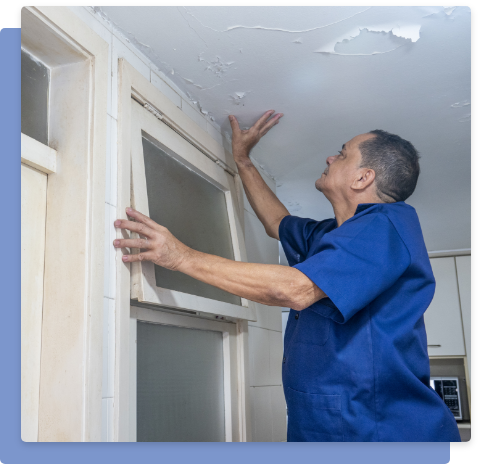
[129,305,241,442]
[130,99,256,320]
[116,60,253,441]
[21,6,108,441]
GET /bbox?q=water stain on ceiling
[97,6,470,252]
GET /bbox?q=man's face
[315,133,376,200]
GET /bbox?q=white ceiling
[99,6,471,252]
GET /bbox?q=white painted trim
[21,133,57,174]
[128,317,137,442]
[428,249,471,258]
[22,6,108,442]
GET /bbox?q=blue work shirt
[279,202,461,442]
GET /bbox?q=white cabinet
[424,257,465,356]
[455,256,471,384]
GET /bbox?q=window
[129,305,240,442]
[116,60,254,441]
[130,97,256,321]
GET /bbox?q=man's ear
[351,168,376,191]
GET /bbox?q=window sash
[129,305,237,442]
[130,99,256,321]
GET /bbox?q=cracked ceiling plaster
[99,6,471,252]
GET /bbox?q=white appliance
[430,376,462,420]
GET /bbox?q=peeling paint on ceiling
[98,6,470,252]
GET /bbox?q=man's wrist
[234,153,254,169]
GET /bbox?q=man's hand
[229,110,283,165]
[113,207,191,270]
[113,209,326,311]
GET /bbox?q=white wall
[68,6,286,442]
[242,164,287,442]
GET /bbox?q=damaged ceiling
[98,6,471,252]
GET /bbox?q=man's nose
[326,155,336,165]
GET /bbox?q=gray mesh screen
[142,136,241,305]
[136,321,225,442]
[21,49,49,145]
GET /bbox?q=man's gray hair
[359,130,420,203]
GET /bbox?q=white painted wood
[129,93,256,321]
[223,330,233,442]
[112,34,150,81]
[124,59,237,172]
[455,256,471,392]
[206,121,224,147]
[425,258,466,356]
[151,70,182,108]
[104,115,118,206]
[21,133,57,174]
[22,6,108,441]
[428,249,471,258]
[104,203,117,299]
[115,58,134,442]
[181,98,208,131]
[102,298,109,399]
[101,398,108,442]
[21,163,48,442]
[128,317,137,442]
[236,321,252,442]
[101,297,116,399]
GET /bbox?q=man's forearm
[177,247,326,310]
[236,157,290,240]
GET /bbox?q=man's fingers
[259,113,283,136]
[228,115,241,135]
[121,251,154,263]
[125,207,160,230]
[252,110,276,130]
[113,238,152,249]
[114,218,155,238]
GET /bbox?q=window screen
[142,136,241,305]
[136,321,226,442]
[21,49,49,145]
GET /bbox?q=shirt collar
[354,203,379,215]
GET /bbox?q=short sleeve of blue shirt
[279,213,411,324]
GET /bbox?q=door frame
[21,6,108,441]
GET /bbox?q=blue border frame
[0,26,450,463]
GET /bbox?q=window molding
[21,6,108,441]
[21,133,57,174]
[428,249,471,259]
[116,59,253,441]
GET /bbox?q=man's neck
[332,196,383,227]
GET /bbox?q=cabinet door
[455,256,471,382]
[424,257,465,356]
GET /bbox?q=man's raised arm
[229,111,289,240]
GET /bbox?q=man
[114,110,461,442]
